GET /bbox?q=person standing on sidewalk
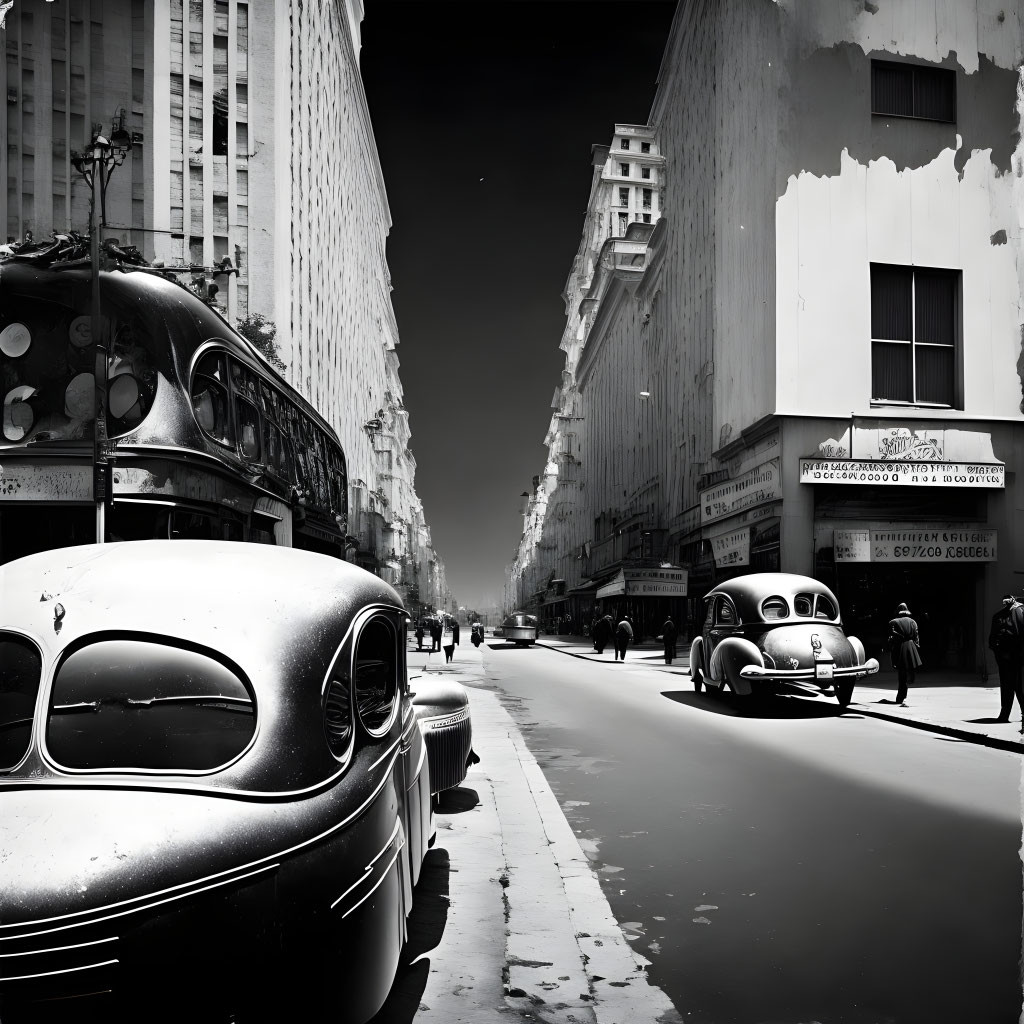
[659,615,679,665]
[987,593,1024,724]
[614,615,633,662]
[885,602,921,706]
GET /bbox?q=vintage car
[411,679,477,795]
[688,573,878,706]
[0,541,459,1021]
[501,611,538,647]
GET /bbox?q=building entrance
[834,562,980,672]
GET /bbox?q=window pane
[355,618,397,734]
[916,345,954,405]
[915,270,955,345]
[0,635,41,770]
[872,62,913,116]
[872,341,912,401]
[47,639,255,771]
[236,397,261,460]
[913,67,955,122]
[871,264,912,340]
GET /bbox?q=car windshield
[47,638,255,771]
[0,633,41,770]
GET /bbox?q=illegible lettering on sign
[833,528,997,562]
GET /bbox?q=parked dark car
[0,541,451,1022]
[411,678,477,795]
[689,573,878,706]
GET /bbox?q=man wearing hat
[987,593,1024,724]
[885,602,922,706]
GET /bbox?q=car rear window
[794,594,814,617]
[0,634,42,770]
[761,596,789,620]
[46,638,255,771]
[815,595,838,620]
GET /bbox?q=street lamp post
[71,117,133,543]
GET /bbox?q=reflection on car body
[689,573,878,706]
[0,540,465,1021]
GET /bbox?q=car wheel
[836,681,854,708]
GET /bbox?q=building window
[642,188,652,209]
[617,212,627,234]
[640,141,651,153]
[619,138,629,150]
[618,186,629,206]
[870,263,959,406]
[641,167,651,179]
[642,213,651,223]
[871,60,955,123]
[619,162,629,176]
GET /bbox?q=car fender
[847,635,866,665]
[689,635,704,677]
[710,637,763,696]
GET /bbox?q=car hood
[759,623,855,668]
[0,785,335,929]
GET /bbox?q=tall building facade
[513,0,1024,673]
[510,125,665,621]
[0,0,448,608]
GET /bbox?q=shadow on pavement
[368,846,452,1024]
[662,689,852,720]
[437,785,479,814]
[484,641,538,651]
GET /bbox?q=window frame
[350,610,401,739]
[869,262,962,408]
[0,630,43,772]
[870,58,956,124]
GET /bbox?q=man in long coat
[886,602,922,706]
[659,615,679,665]
[988,593,1024,724]
[592,614,611,654]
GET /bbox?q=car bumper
[739,657,879,683]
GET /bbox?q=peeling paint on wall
[991,228,1008,243]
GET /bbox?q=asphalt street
[479,639,1022,1024]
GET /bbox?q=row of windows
[617,162,653,179]
[617,186,654,208]
[190,349,346,513]
[619,138,652,153]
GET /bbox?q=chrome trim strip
[330,819,401,910]
[0,936,118,959]
[340,844,404,920]
[367,736,402,773]
[0,958,118,983]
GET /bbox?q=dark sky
[360,0,677,610]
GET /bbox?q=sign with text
[0,461,92,501]
[711,528,750,567]
[799,459,1004,488]
[834,529,997,562]
[700,459,780,524]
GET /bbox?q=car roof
[704,573,840,619]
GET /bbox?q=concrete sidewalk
[534,634,1024,755]
[384,640,683,1024]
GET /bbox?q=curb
[533,640,1024,756]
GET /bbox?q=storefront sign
[0,461,92,501]
[596,567,689,598]
[833,529,997,562]
[711,528,750,567]
[799,459,1004,488]
[700,459,780,524]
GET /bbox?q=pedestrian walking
[884,602,921,706]
[430,618,442,653]
[614,615,633,662]
[592,614,611,654]
[415,621,425,651]
[987,593,1024,724]
[452,620,461,647]
[659,615,679,665]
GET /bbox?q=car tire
[691,660,704,692]
[836,681,854,708]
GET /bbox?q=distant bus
[0,254,347,564]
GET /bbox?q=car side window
[794,594,814,617]
[0,633,42,770]
[715,598,736,626]
[703,601,715,629]
[354,615,399,736]
[761,596,789,620]
[814,595,837,620]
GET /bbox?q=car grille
[422,713,473,795]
